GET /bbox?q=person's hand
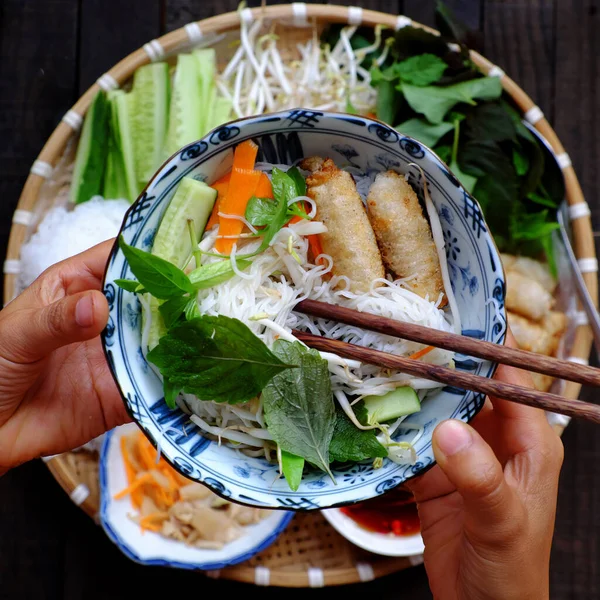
[406,331,563,600]
[0,240,130,473]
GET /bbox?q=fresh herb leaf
[511,210,560,241]
[245,196,278,227]
[513,146,530,176]
[396,54,447,86]
[396,118,454,147]
[462,101,517,143]
[115,279,146,294]
[435,1,481,50]
[184,298,200,321]
[286,166,307,197]
[255,168,296,253]
[527,189,558,209]
[281,450,304,491]
[164,378,180,409]
[189,259,251,288]
[450,158,478,193]
[329,402,387,463]
[147,316,294,404]
[262,341,335,478]
[393,26,450,60]
[402,77,502,124]
[376,79,400,125]
[159,296,191,329]
[434,144,452,163]
[119,236,195,299]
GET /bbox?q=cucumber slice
[132,62,170,183]
[363,387,421,425]
[164,54,203,157]
[113,91,140,203]
[206,96,233,132]
[145,177,217,350]
[103,91,129,200]
[193,48,216,134]
[71,90,110,204]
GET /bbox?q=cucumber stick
[71,90,110,204]
[193,48,216,134]
[132,62,170,183]
[103,90,129,200]
[113,91,140,202]
[363,387,421,425]
[146,177,217,350]
[164,54,203,158]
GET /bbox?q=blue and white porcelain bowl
[102,109,506,511]
[99,424,293,569]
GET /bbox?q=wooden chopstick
[292,329,600,424]
[295,299,600,387]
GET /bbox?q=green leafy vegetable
[462,101,517,143]
[119,236,195,299]
[245,196,278,227]
[329,403,387,464]
[147,316,294,404]
[450,159,477,193]
[262,341,335,478]
[163,378,180,409]
[402,77,502,124]
[395,54,447,86]
[158,296,191,329]
[375,79,400,126]
[188,259,251,288]
[513,146,530,176]
[396,118,454,147]
[286,166,307,197]
[281,450,305,492]
[114,279,146,294]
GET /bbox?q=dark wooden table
[0,1,598,597]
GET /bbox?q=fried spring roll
[366,170,446,306]
[508,311,560,356]
[301,157,385,292]
[502,253,557,294]
[505,270,553,321]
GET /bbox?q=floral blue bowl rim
[101,108,507,511]
[99,424,294,570]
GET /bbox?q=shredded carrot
[206,172,232,230]
[409,346,435,360]
[254,172,273,198]
[114,472,158,500]
[308,234,324,264]
[216,169,261,253]
[366,112,377,120]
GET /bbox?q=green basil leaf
[281,450,304,492]
[184,298,200,321]
[119,236,195,299]
[402,77,502,124]
[396,118,454,148]
[262,341,335,477]
[286,166,307,197]
[245,196,278,227]
[147,316,293,404]
[115,279,146,294]
[396,54,447,86]
[329,402,387,464]
[527,190,558,209]
[159,296,190,329]
[511,210,559,241]
[376,79,400,125]
[393,26,450,61]
[188,259,251,289]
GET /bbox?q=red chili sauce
[340,488,420,536]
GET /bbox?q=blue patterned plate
[102,109,506,511]
[99,424,294,569]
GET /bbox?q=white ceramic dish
[99,423,293,570]
[322,507,424,557]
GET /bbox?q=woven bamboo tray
[4,3,597,587]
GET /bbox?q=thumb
[2,290,109,364]
[432,419,522,546]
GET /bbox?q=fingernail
[75,295,94,328]
[435,420,473,457]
